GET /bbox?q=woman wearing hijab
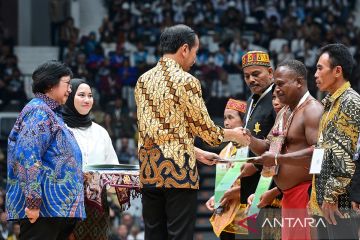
[62,78,118,240]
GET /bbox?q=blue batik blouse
[6,93,86,220]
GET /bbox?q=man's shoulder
[138,66,158,81]
[339,88,360,122]
[302,98,323,119]
[169,71,200,89]
[341,88,360,105]
[255,92,274,109]
[135,67,159,93]
[305,97,323,109]
[340,88,360,112]
[182,71,198,82]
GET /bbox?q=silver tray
[84,164,140,171]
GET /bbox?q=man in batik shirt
[134,24,247,240]
[309,43,360,239]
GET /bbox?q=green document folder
[247,176,273,216]
[214,147,249,209]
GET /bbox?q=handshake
[195,127,251,166]
[224,127,251,147]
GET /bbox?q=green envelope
[247,176,273,216]
[214,147,249,209]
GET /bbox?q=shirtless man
[246,59,323,240]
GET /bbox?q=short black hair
[277,59,307,82]
[318,43,354,80]
[159,24,197,55]
[32,60,73,94]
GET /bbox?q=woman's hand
[206,196,215,211]
[257,189,276,208]
[220,186,240,207]
[247,193,255,206]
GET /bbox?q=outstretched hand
[248,151,276,167]
[247,193,255,206]
[232,127,251,147]
[196,149,221,165]
[206,196,215,211]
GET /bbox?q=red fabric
[282,181,312,240]
[225,98,247,113]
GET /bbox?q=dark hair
[318,43,354,80]
[277,59,307,82]
[238,112,245,120]
[32,60,73,94]
[159,24,197,55]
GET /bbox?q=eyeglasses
[61,80,72,89]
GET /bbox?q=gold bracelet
[274,153,278,165]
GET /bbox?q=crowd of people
[65,0,360,101]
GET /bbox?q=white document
[309,148,325,174]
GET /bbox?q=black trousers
[314,216,359,240]
[220,231,235,240]
[19,217,77,240]
[142,188,198,240]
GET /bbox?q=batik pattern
[311,82,360,214]
[6,94,85,220]
[354,134,360,161]
[135,57,224,188]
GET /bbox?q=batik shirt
[354,135,360,162]
[135,57,224,189]
[310,82,360,214]
[6,93,85,220]
[350,135,360,202]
